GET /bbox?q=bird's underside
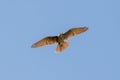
[32,26,88,53]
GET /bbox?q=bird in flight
[31,27,88,53]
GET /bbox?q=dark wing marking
[31,36,58,48]
[63,27,88,40]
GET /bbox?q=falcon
[32,27,88,53]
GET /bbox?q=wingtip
[31,45,34,48]
[83,26,88,30]
[31,44,36,48]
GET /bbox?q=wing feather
[63,27,88,40]
[31,36,58,48]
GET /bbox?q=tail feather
[55,41,69,53]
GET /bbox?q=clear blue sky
[0,0,120,80]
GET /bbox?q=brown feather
[63,27,88,40]
[55,41,69,53]
[32,36,58,48]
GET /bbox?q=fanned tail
[55,41,69,53]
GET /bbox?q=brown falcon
[31,27,88,53]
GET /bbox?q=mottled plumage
[32,27,88,53]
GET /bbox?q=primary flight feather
[32,27,88,53]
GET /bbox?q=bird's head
[58,33,64,39]
[58,33,63,36]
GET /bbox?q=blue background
[0,0,120,80]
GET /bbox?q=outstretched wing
[31,36,58,48]
[63,27,88,40]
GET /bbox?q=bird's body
[32,27,88,53]
[56,33,69,52]
[57,34,64,45]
